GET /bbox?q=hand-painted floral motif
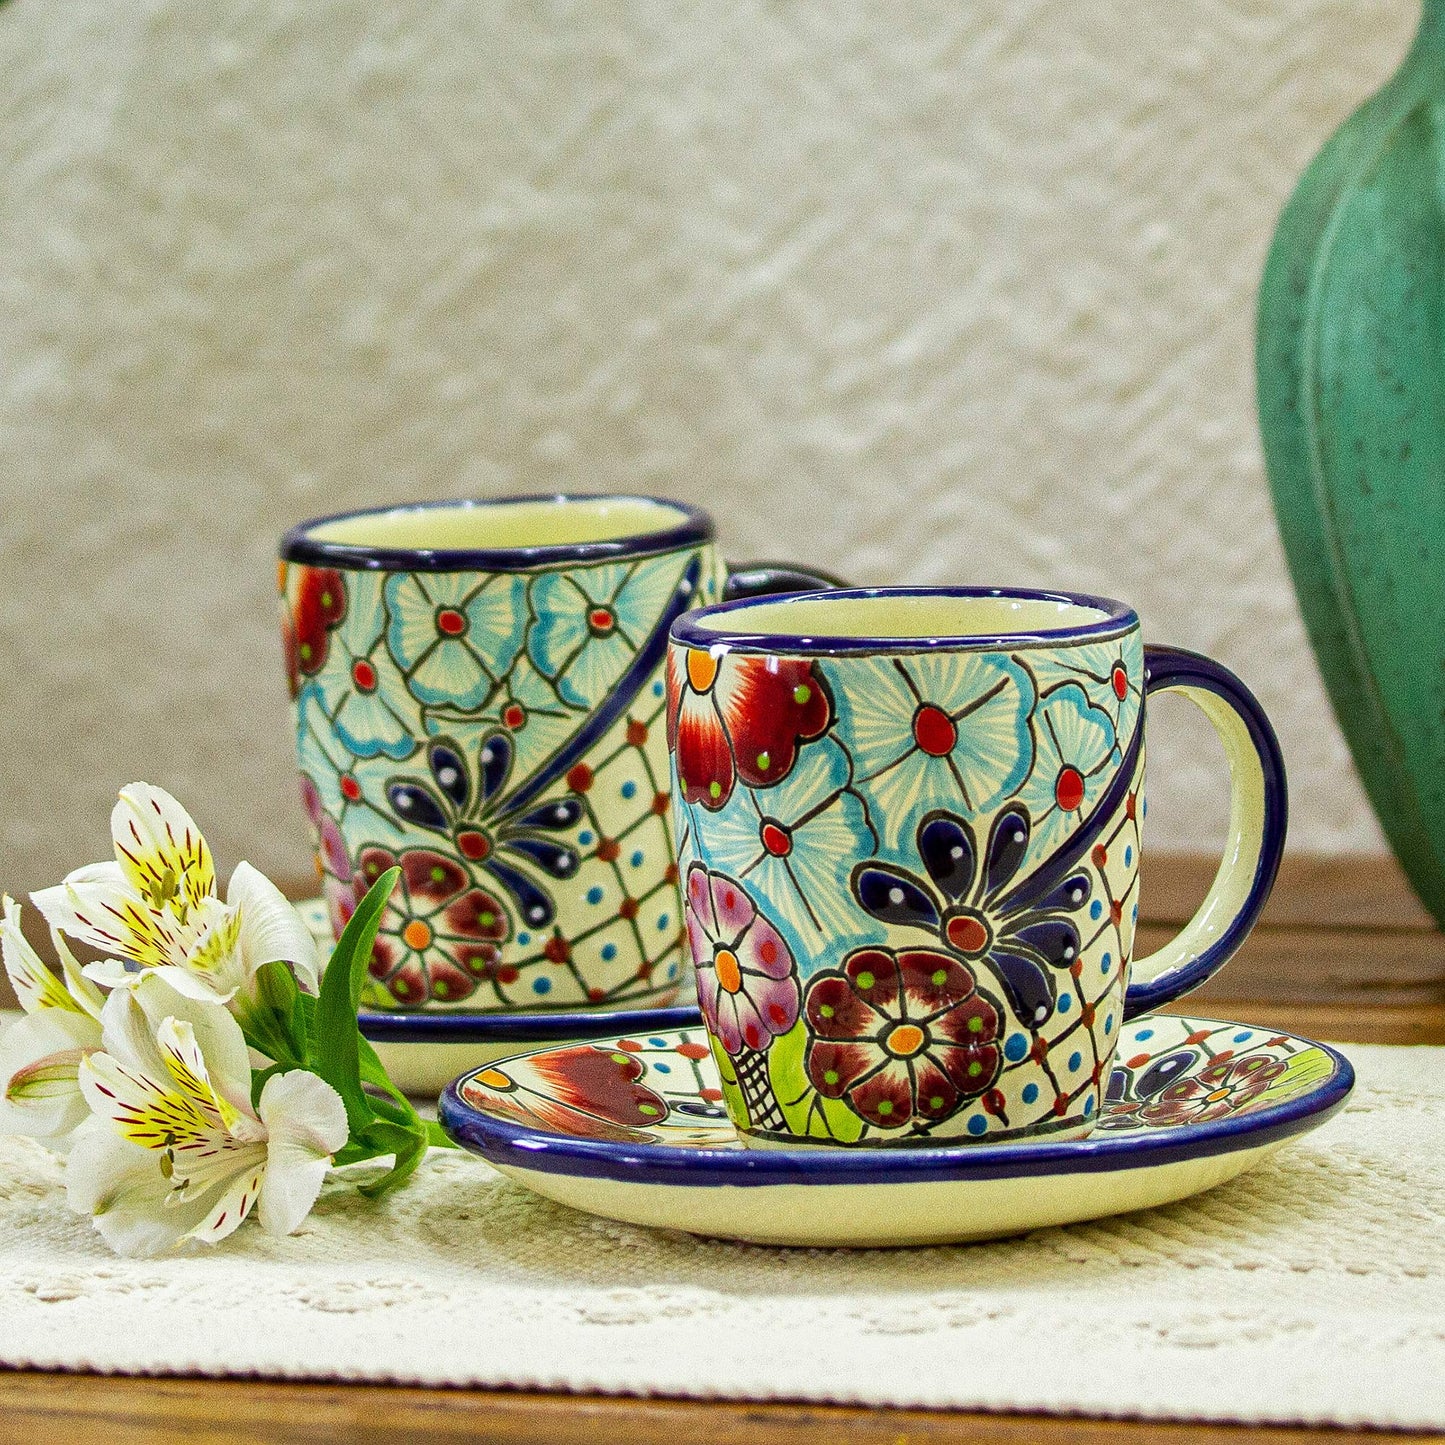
[380,730,586,938]
[1013,682,1119,856]
[666,617,1150,1144]
[311,573,421,760]
[451,1016,1344,1156]
[356,846,511,1005]
[802,947,1003,1131]
[472,655,580,783]
[850,804,1092,1029]
[1051,636,1144,764]
[385,571,527,711]
[458,1041,670,1143]
[529,556,693,709]
[1101,1051,1288,1129]
[683,865,799,1055]
[681,737,876,942]
[666,647,831,810]
[290,543,720,1012]
[835,653,1036,848]
[282,566,346,698]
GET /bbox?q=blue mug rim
[280,492,714,572]
[671,584,1140,654]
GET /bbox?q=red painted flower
[666,645,831,810]
[282,566,346,697]
[355,846,511,1006]
[458,1043,669,1143]
[1127,1053,1288,1128]
[803,947,1003,1131]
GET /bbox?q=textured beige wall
[0,0,1417,896]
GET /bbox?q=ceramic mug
[667,586,1286,1147]
[279,494,840,1013]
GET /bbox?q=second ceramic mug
[667,586,1287,1147]
[279,493,838,1013]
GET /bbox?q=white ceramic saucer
[297,898,701,1094]
[437,1013,1352,1247]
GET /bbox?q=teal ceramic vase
[1257,1,1445,924]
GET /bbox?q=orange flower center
[686,648,719,694]
[886,1023,927,1057]
[714,947,742,994]
[403,919,433,950]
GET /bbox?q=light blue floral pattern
[1012,681,1119,860]
[313,573,422,760]
[385,572,527,711]
[681,736,878,955]
[528,554,693,709]
[835,651,1036,849]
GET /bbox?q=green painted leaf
[766,1018,864,1144]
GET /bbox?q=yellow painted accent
[714,948,742,994]
[686,648,719,693]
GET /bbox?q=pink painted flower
[684,864,799,1055]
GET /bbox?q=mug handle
[1123,644,1288,1020]
[723,561,849,601]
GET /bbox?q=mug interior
[682,588,1135,647]
[305,495,696,552]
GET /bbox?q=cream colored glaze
[494,1140,1286,1247]
[690,592,1118,641]
[308,496,692,552]
[1131,682,1266,994]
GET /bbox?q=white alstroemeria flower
[68,985,347,1257]
[32,782,318,1005]
[0,896,105,1145]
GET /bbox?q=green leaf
[237,960,307,1068]
[313,867,399,1138]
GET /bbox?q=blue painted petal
[851,864,940,929]
[463,575,527,677]
[486,858,555,929]
[986,948,1055,1028]
[332,689,420,762]
[1136,1049,1198,1098]
[1033,871,1093,915]
[505,837,580,881]
[518,798,585,831]
[478,733,512,801]
[1007,917,1081,971]
[984,807,1031,897]
[527,573,592,678]
[917,812,977,901]
[429,742,470,808]
[386,781,450,833]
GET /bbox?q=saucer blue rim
[437,1022,1355,1188]
[360,1002,703,1044]
[671,584,1140,655]
[280,492,713,573]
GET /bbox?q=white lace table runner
[1,1041,1442,1429]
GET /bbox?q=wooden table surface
[3,855,1442,1445]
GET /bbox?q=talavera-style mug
[279,494,837,1013]
[667,586,1286,1147]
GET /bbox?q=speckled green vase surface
[1258,0,1445,923]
